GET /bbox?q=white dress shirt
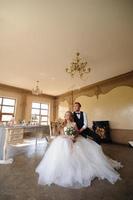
[75,112,88,130]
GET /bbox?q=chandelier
[32,81,42,95]
[66,52,91,79]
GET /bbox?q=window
[31,102,49,125]
[0,97,16,123]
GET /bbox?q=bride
[36,111,122,188]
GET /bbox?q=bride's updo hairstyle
[63,111,74,126]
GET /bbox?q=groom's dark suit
[73,111,101,144]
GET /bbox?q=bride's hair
[63,111,74,126]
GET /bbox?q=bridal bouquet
[65,126,77,136]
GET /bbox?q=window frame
[31,102,49,125]
[0,97,16,123]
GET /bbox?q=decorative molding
[57,70,133,101]
[0,71,132,101]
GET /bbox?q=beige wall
[57,86,133,144]
[57,86,133,130]
[75,86,133,130]
[58,100,69,119]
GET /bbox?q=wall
[75,86,133,144]
[75,86,133,129]
[58,100,69,119]
[56,71,133,144]
[0,85,54,123]
[0,71,133,144]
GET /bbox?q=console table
[0,125,50,164]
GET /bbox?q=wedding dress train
[36,131,122,188]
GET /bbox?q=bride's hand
[70,136,76,142]
[69,135,74,139]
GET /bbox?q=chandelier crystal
[32,81,42,95]
[66,52,91,79]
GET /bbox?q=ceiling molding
[0,70,132,100]
[57,70,133,100]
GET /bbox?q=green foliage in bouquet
[65,126,77,136]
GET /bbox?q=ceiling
[0,0,133,96]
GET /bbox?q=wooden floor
[0,140,133,200]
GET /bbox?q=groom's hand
[79,128,84,133]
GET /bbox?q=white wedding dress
[36,123,122,188]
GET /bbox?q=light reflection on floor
[7,138,48,159]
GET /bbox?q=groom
[73,102,101,144]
